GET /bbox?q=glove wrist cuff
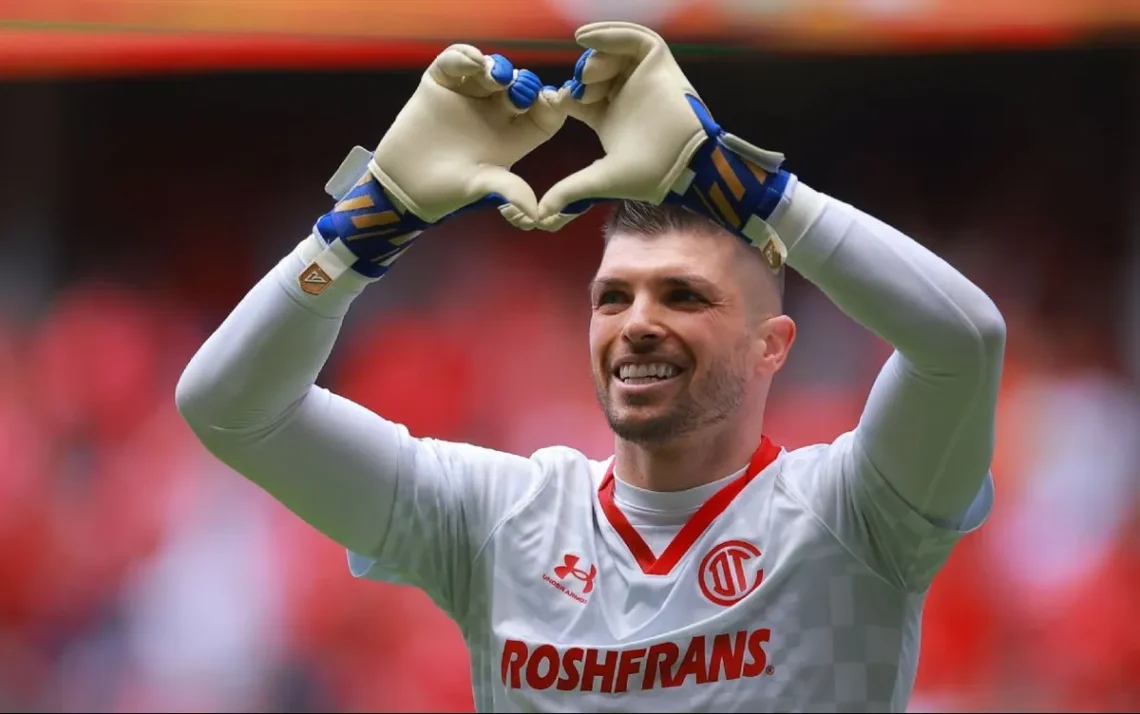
[665,134,793,272]
[313,170,427,278]
[296,148,429,295]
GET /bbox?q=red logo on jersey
[698,540,763,606]
[500,629,773,692]
[543,554,597,604]
[554,554,597,594]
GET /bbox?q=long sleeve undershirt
[175,182,1005,569]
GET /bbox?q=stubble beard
[596,356,749,447]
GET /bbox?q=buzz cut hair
[601,200,785,309]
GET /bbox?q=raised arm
[175,48,566,618]
[772,183,1004,525]
[176,234,550,613]
[176,238,402,557]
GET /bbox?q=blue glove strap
[314,172,431,279]
[315,170,514,279]
[314,62,545,279]
[664,95,792,245]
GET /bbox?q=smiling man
[176,27,1005,714]
[588,201,790,492]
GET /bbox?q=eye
[668,289,705,304]
[595,290,628,307]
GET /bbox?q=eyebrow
[588,274,721,295]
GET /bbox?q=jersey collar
[597,436,782,576]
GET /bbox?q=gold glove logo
[299,263,332,295]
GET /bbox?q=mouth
[612,361,685,387]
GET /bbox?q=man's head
[589,201,796,446]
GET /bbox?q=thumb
[537,157,616,231]
[429,44,487,91]
[574,21,662,62]
[549,84,608,129]
[522,86,569,137]
[470,166,539,229]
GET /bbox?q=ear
[754,315,796,377]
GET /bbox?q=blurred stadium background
[1,1,1138,712]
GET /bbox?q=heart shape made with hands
[465,21,786,237]
[368,22,725,233]
[362,23,786,243]
[303,25,793,294]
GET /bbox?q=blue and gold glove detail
[299,48,563,294]
[663,96,794,271]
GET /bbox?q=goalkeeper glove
[299,46,564,295]
[538,21,821,272]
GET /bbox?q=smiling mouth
[613,362,684,386]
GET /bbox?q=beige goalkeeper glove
[537,21,819,271]
[298,46,564,294]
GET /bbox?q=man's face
[589,228,786,446]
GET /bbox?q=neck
[612,420,763,492]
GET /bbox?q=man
[177,23,1004,712]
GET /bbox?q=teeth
[618,363,678,381]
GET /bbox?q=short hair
[601,201,785,309]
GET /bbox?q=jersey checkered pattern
[348,430,992,712]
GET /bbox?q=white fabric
[175,187,1004,712]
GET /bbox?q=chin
[606,407,689,445]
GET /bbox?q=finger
[534,198,610,232]
[537,157,617,227]
[504,68,542,112]
[429,44,487,89]
[565,77,612,105]
[491,67,549,117]
[573,49,626,84]
[521,86,568,136]
[499,202,537,231]
[433,48,517,98]
[473,53,519,96]
[550,85,607,126]
[574,21,664,61]
[471,166,539,225]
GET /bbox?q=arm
[766,183,1002,591]
[176,235,546,617]
[176,47,565,619]
[772,183,1005,526]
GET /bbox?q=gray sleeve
[773,186,1003,588]
[175,237,546,618]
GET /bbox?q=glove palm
[538,22,792,270]
[374,44,564,227]
[300,46,562,292]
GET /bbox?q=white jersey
[347,431,992,713]
[175,187,1003,713]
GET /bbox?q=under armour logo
[553,554,597,594]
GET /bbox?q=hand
[298,47,564,292]
[373,45,565,229]
[537,22,793,270]
[537,21,710,229]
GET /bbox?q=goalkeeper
[177,25,1004,713]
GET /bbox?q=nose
[620,295,666,348]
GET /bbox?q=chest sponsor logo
[501,629,774,693]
